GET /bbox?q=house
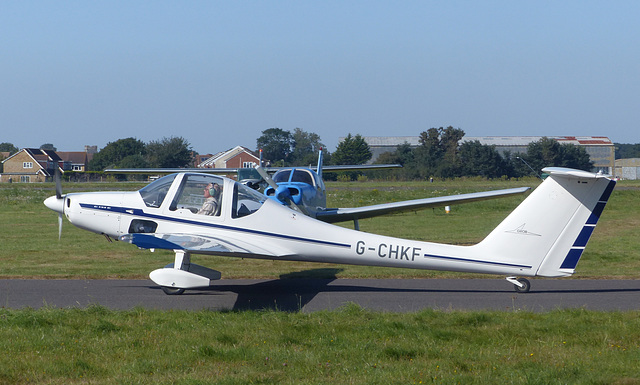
[56,151,94,172]
[0,148,62,183]
[194,153,215,168]
[197,146,261,169]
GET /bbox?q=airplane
[44,166,615,295]
[105,150,530,230]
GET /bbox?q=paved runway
[2,278,639,312]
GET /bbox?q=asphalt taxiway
[1,278,639,312]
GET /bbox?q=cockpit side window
[232,182,265,218]
[169,174,224,216]
[139,174,176,208]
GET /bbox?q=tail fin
[473,167,615,277]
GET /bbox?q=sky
[1,1,639,155]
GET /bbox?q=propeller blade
[54,166,64,240]
[54,166,62,199]
[255,166,278,190]
[58,213,63,240]
[255,166,304,213]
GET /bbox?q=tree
[459,140,510,178]
[558,142,593,170]
[438,126,465,177]
[88,138,147,171]
[40,143,57,151]
[414,126,465,178]
[0,142,19,155]
[518,137,593,176]
[146,136,193,168]
[290,128,326,166]
[374,142,419,180]
[615,143,640,159]
[331,134,372,165]
[256,128,294,165]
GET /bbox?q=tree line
[2,127,636,179]
[374,127,595,179]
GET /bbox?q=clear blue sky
[2,1,638,154]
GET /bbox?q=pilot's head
[204,183,221,198]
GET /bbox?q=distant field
[1,178,638,280]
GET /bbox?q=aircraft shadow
[212,268,344,311]
[148,274,640,312]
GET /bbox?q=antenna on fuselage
[516,156,543,180]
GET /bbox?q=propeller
[44,166,65,240]
[255,166,303,212]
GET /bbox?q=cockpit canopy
[138,173,266,218]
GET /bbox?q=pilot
[197,183,222,215]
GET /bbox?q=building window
[72,165,83,171]
[242,161,256,168]
[20,175,31,183]
[23,162,33,169]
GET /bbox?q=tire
[514,278,531,293]
[161,286,185,295]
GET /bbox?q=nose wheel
[161,286,185,295]
[506,277,531,293]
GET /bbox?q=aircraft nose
[44,195,64,214]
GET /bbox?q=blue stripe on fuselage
[423,253,532,269]
[79,203,350,249]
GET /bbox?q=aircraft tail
[472,167,615,277]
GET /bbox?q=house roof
[198,146,259,168]
[57,151,89,165]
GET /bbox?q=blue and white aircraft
[44,165,615,295]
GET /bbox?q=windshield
[138,174,176,208]
[272,169,292,183]
[291,169,314,185]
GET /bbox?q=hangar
[615,158,640,180]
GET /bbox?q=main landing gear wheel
[161,286,185,295]
[513,278,531,293]
[506,276,531,293]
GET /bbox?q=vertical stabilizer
[472,167,615,277]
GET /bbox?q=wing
[314,187,530,223]
[312,164,401,172]
[120,233,290,257]
[104,168,249,174]
[104,164,401,174]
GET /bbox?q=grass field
[1,178,639,384]
[1,305,640,384]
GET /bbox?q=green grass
[1,305,639,384]
[1,178,639,279]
